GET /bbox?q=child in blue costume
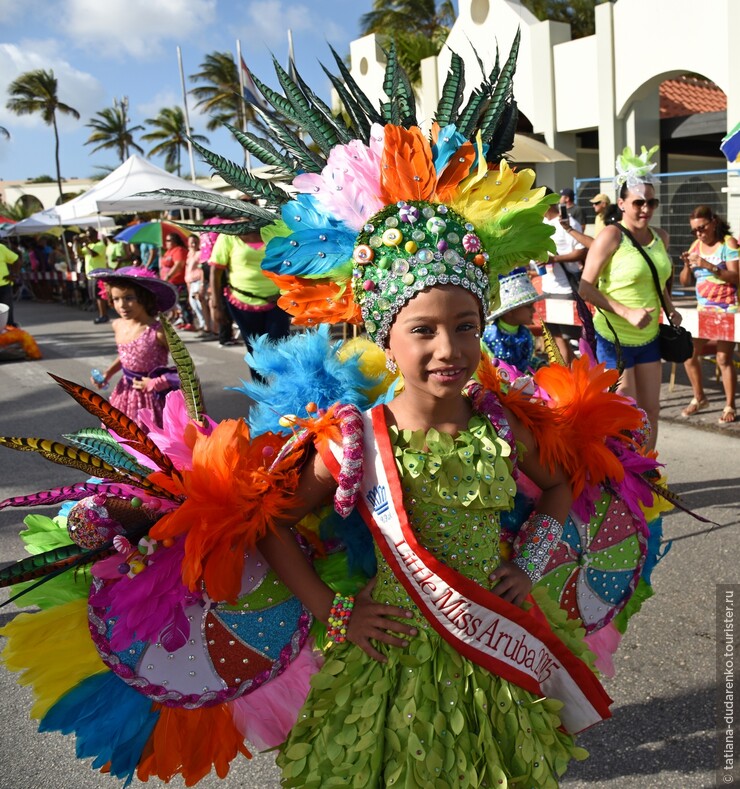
[482,267,546,373]
[0,40,671,789]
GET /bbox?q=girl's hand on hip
[347,577,417,663]
[489,561,532,607]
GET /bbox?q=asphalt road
[1,300,738,789]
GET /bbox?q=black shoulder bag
[616,224,693,363]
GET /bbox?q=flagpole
[236,40,251,168]
[176,45,197,184]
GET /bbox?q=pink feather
[584,623,622,678]
[230,644,323,749]
[293,137,384,231]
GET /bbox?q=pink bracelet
[327,593,355,644]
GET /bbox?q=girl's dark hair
[689,204,732,239]
[104,279,158,316]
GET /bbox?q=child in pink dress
[89,266,179,427]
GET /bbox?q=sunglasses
[629,198,660,210]
[691,222,713,235]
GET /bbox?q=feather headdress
[152,37,557,346]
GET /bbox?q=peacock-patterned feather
[0,436,181,501]
[478,29,521,145]
[0,543,105,590]
[321,65,372,142]
[255,106,324,173]
[48,373,178,478]
[63,428,153,477]
[643,477,719,525]
[221,123,296,182]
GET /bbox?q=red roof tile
[660,77,726,118]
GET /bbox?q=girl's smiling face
[386,285,482,402]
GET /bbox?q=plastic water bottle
[91,368,108,390]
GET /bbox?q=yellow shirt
[0,242,19,287]
[210,235,278,306]
[83,241,107,274]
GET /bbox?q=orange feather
[263,271,362,326]
[434,140,475,203]
[137,704,251,786]
[379,125,436,204]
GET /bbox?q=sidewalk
[660,357,740,437]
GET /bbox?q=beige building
[347,0,740,243]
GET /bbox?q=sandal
[681,397,709,417]
[719,406,736,424]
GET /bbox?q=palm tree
[360,0,456,83]
[189,51,255,132]
[85,103,144,163]
[6,69,80,200]
[141,106,208,176]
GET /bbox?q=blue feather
[40,671,159,786]
[642,516,671,585]
[262,194,355,277]
[432,123,489,175]
[233,326,384,436]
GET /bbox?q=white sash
[323,405,611,734]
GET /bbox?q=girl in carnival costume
[89,266,180,428]
[0,38,675,788]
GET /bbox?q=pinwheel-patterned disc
[89,550,311,708]
[538,489,647,632]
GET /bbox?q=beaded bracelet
[511,513,563,585]
[327,593,355,644]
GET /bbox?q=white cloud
[0,40,105,131]
[136,90,182,121]
[58,0,217,60]
[237,1,346,52]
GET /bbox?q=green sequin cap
[351,201,493,347]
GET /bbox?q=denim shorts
[596,333,661,370]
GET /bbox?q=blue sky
[0,0,377,182]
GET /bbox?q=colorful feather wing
[63,429,153,477]
[379,125,436,204]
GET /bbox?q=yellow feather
[0,598,107,719]
[539,320,566,367]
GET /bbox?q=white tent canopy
[8,208,115,236]
[53,154,222,221]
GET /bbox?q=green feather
[249,70,305,127]
[62,428,153,477]
[328,44,384,126]
[434,52,465,128]
[288,65,354,146]
[222,122,297,180]
[487,99,518,163]
[380,43,416,128]
[146,188,260,219]
[478,29,520,144]
[175,220,269,235]
[256,108,325,172]
[321,65,372,142]
[159,316,204,422]
[271,57,341,154]
[189,137,287,203]
[457,87,488,139]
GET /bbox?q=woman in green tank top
[579,173,682,451]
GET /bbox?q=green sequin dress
[277,415,591,788]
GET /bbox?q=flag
[240,56,269,112]
[720,121,740,163]
[287,29,298,84]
